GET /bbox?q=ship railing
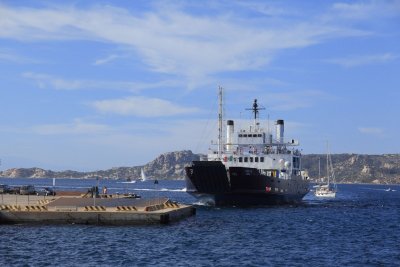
[209,147,300,157]
[219,150,288,156]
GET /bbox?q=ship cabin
[207,119,302,179]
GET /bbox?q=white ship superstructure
[207,93,305,182]
[185,88,309,205]
[208,117,303,181]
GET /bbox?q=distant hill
[1,151,399,184]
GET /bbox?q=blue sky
[0,0,399,171]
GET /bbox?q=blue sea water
[0,178,399,266]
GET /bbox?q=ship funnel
[226,120,234,151]
[276,119,284,143]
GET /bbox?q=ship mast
[217,86,223,159]
[246,99,265,130]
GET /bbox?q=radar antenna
[246,99,265,127]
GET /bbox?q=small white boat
[315,184,336,198]
[120,180,136,184]
[315,143,337,198]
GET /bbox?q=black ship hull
[185,161,309,206]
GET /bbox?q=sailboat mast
[217,86,223,159]
[326,142,330,185]
[318,157,321,182]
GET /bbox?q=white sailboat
[315,143,337,198]
[140,168,147,182]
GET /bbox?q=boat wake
[160,187,186,192]
[119,187,187,192]
[192,201,214,206]
[361,187,397,192]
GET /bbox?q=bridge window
[255,157,259,162]
[260,157,264,162]
[239,157,243,162]
[250,157,253,162]
[244,157,248,162]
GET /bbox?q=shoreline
[0,177,399,185]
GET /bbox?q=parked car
[36,187,55,196]
[19,185,36,195]
[0,184,10,194]
[8,186,21,194]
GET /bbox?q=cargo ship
[185,87,309,206]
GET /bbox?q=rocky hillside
[144,150,200,179]
[302,154,400,184]
[1,151,399,184]
[0,150,200,180]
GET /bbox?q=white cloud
[22,72,182,91]
[358,127,384,136]
[235,2,293,17]
[93,54,120,66]
[331,1,400,20]
[0,3,371,82]
[327,53,398,68]
[90,96,199,117]
[0,52,24,63]
[0,48,39,64]
[22,72,84,90]
[31,119,111,135]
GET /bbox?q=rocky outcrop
[1,151,399,184]
[0,168,56,178]
[144,150,200,179]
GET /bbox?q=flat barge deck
[0,194,195,225]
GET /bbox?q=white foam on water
[117,187,187,192]
[160,188,187,192]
